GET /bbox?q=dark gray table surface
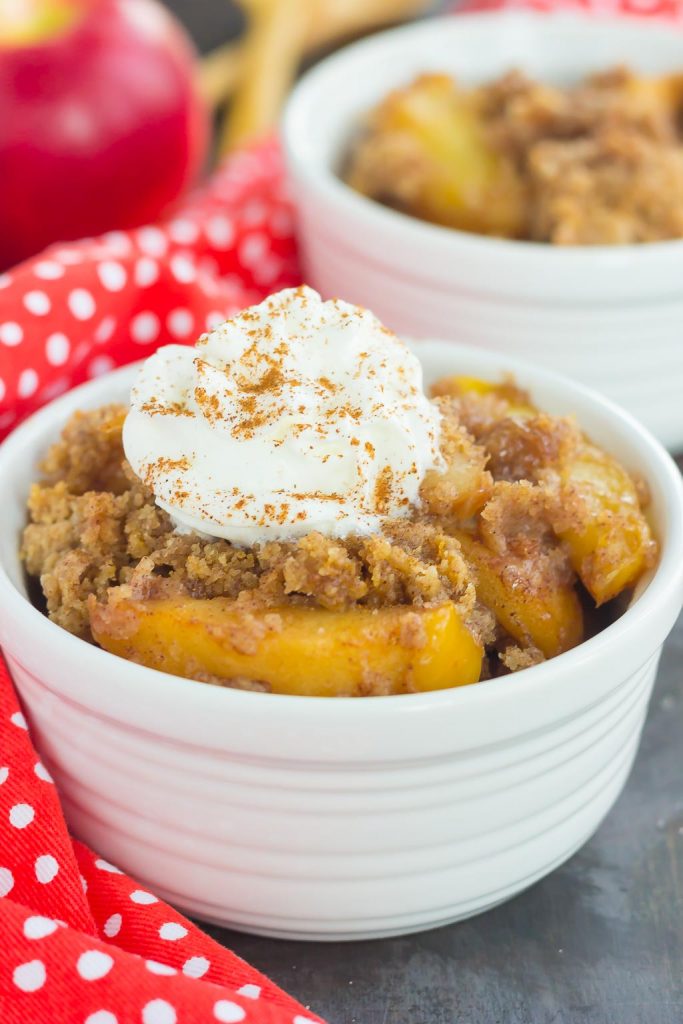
[164,4,683,1020]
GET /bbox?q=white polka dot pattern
[34,261,65,280]
[0,867,15,896]
[46,332,70,366]
[13,959,47,992]
[68,288,96,320]
[159,922,188,941]
[77,950,115,981]
[130,312,160,345]
[35,854,59,883]
[103,913,122,938]
[142,999,177,1024]
[10,803,35,829]
[182,956,210,978]
[213,1001,246,1023]
[24,291,51,316]
[97,262,127,292]
[129,889,157,905]
[23,916,58,939]
[18,368,39,398]
[0,322,23,346]
[146,961,177,976]
[34,760,54,783]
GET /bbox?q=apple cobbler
[20,293,656,698]
[344,67,683,244]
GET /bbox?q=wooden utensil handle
[221,0,310,154]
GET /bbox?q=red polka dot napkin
[0,139,321,1023]
[0,657,322,1023]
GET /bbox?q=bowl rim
[0,342,682,722]
[282,9,683,267]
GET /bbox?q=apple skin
[0,0,209,269]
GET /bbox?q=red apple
[0,0,209,269]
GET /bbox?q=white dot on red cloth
[10,710,27,729]
[13,960,46,992]
[10,803,35,828]
[206,217,235,250]
[145,960,176,976]
[169,254,196,284]
[46,332,70,366]
[253,256,282,287]
[94,316,117,344]
[135,257,159,287]
[131,311,160,345]
[34,760,53,783]
[293,1017,318,1023]
[236,985,261,1000]
[88,356,115,378]
[167,308,193,338]
[97,261,127,292]
[103,913,122,938]
[77,950,114,981]
[130,889,157,905]
[24,916,58,939]
[0,273,11,288]
[0,322,23,346]
[34,260,65,280]
[142,999,177,1024]
[0,867,14,896]
[35,854,59,883]
[169,219,199,244]
[18,369,39,399]
[182,956,209,978]
[213,1001,245,1023]
[54,248,83,265]
[270,209,294,238]
[81,875,88,892]
[0,767,8,785]
[239,233,268,268]
[85,1013,118,1024]
[68,288,96,320]
[95,858,122,874]
[0,378,5,402]
[41,376,69,401]
[206,311,225,331]
[158,922,187,941]
[24,290,51,316]
[137,226,167,256]
[102,231,131,256]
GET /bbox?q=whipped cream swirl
[123,287,443,545]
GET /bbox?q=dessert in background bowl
[283,11,683,450]
[0,286,681,936]
[344,67,683,245]
[20,288,656,697]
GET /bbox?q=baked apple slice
[90,592,483,697]
[454,529,584,659]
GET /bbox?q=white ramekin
[0,346,681,941]
[282,12,683,452]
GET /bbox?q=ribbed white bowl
[283,12,683,451]
[0,345,681,940]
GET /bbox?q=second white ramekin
[283,12,683,451]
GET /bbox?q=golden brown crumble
[21,374,655,694]
[345,66,683,244]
